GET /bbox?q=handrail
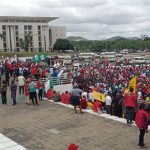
[33,77,72,85]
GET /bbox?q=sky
[0,0,150,40]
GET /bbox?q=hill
[107,36,127,41]
[67,36,88,41]
[107,36,140,41]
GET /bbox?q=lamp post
[44,35,46,52]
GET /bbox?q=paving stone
[0,87,150,150]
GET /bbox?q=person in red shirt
[80,96,87,109]
[68,144,79,150]
[36,79,44,101]
[41,68,47,78]
[135,103,148,148]
[124,87,137,126]
[93,100,102,113]
[47,89,54,100]
[24,80,30,105]
[64,91,71,104]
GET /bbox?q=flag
[32,54,39,62]
[32,54,47,62]
[40,53,47,61]
[124,76,137,93]
[93,91,105,103]
[45,79,54,93]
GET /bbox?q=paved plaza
[0,90,149,150]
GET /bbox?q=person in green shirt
[29,81,38,106]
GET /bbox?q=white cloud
[0,0,150,39]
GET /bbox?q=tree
[53,39,73,51]
[19,34,32,52]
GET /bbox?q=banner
[32,53,47,62]
[124,76,137,93]
[93,91,105,103]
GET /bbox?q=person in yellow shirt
[146,96,150,103]
[87,100,93,109]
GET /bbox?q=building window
[39,47,42,52]
[28,26,32,30]
[2,25,6,30]
[16,31,19,36]
[24,26,27,30]
[24,31,28,35]
[39,42,41,47]
[3,36,6,42]
[16,42,19,47]
[38,26,41,30]
[3,43,7,48]
[16,36,19,41]
[28,31,32,35]
[16,48,20,51]
[2,31,6,35]
[15,26,18,30]
[38,36,41,41]
[38,31,41,35]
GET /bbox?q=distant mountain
[107,36,140,41]
[107,36,127,41]
[67,36,88,41]
[126,37,140,40]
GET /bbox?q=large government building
[0,16,66,52]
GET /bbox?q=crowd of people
[0,56,150,148]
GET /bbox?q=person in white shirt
[105,93,112,115]
[18,75,25,94]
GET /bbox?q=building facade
[49,26,66,49]
[0,16,66,52]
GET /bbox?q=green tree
[19,34,32,52]
[53,39,73,51]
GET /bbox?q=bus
[64,55,72,65]
[79,53,96,59]
[133,57,146,64]
[100,52,116,62]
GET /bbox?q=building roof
[0,16,59,23]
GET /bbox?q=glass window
[16,36,19,41]
[24,31,28,35]
[38,36,41,41]
[3,43,7,48]
[39,42,41,47]
[28,26,32,30]
[2,31,6,35]
[3,37,6,42]
[16,42,19,47]
[38,26,41,30]
[15,26,18,30]
[24,26,27,30]
[2,25,6,30]
[28,31,32,35]
[16,31,18,35]
[38,31,41,35]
